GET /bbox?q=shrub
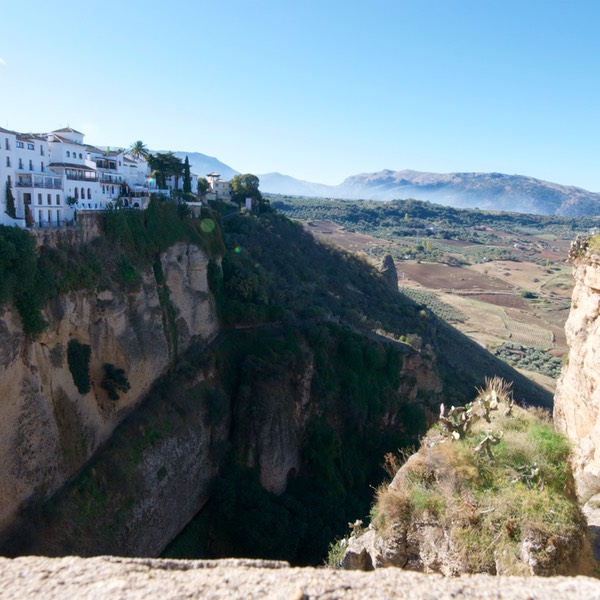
[100,363,131,401]
[67,340,92,394]
[521,290,538,299]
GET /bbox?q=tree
[128,140,149,160]
[5,182,16,219]
[183,156,192,194]
[197,177,209,198]
[230,173,262,208]
[147,152,184,190]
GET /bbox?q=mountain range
[173,151,600,216]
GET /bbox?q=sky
[1,0,599,190]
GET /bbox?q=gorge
[0,200,555,566]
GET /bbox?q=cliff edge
[554,241,600,506]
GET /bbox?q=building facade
[0,125,228,229]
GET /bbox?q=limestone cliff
[0,242,218,538]
[554,247,600,504]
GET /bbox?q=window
[74,188,78,200]
[27,143,34,150]
[66,151,70,158]
[81,188,85,199]
[56,194,61,205]
[41,162,44,172]
[5,157,9,167]
[47,194,52,205]
[79,153,82,159]
[102,185,105,194]
[18,159,23,169]
[38,193,42,203]
[40,146,44,156]
[29,160,33,171]
[16,141,24,149]
[4,139,9,150]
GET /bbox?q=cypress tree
[5,182,16,219]
[183,156,192,194]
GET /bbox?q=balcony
[16,176,63,190]
[99,173,123,183]
[66,173,98,182]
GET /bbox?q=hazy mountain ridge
[264,169,600,216]
[166,148,600,215]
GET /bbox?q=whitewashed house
[0,127,21,226]
[205,172,232,201]
[0,127,71,227]
[0,123,190,229]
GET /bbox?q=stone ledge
[0,556,599,599]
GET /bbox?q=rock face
[379,254,399,292]
[1,556,600,600]
[554,252,600,503]
[0,242,218,540]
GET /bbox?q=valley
[272,197,589,392]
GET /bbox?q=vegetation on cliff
[162,207,553,563]
[0,198,224,337]
[340,378,592,576]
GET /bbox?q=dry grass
[370,379,589,575]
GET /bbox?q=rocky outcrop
[554,251,600,503]
[343,390,593,577]
[379,254,398,292]
[1,556,600,599]
[0,242,218,540]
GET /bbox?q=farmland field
[272,197,588,391]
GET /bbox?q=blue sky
[1,0,599,190]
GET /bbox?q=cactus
[439,377,513,441]
[474,430,504,462]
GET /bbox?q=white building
[0,127,70,227]
[205,172,232,201]
[0,125,205,228]
[47,127,101,214]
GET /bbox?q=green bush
[100,363,131,401]
[67,340,92,395]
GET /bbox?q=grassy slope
[369,381,591,575]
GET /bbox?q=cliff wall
[0,242,218,536]
[554,250,600,503]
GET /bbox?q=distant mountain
[257,172,335,198]
[260,168,600,216]
[163,148,600,216]
[169,151,239,180]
